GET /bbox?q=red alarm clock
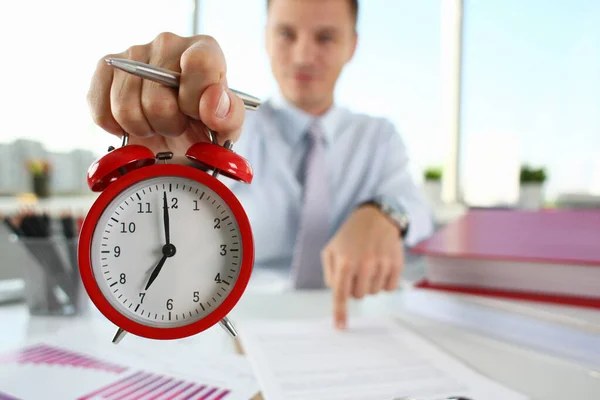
[78,133,254,343]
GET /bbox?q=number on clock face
[90,176,242,328]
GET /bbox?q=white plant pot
[423,180,442,206]
[519,183,544,209]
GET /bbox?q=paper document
[239,317,528,400]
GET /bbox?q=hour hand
[145,254,168,291]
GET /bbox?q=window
[0,0,194,155]
[459,0,600,206]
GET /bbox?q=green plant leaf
[520,165,547,183]
[424,166,442,181]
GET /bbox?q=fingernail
[336,320,345,330]
[215,89,231,119]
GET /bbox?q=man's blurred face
[265,0,357,114]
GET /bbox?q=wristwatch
[360,196,410,238]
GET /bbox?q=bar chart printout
[0,343,257,400]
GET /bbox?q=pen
[104,58,261,110]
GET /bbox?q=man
[88,0,434,329]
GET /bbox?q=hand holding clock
[88,34,247,157]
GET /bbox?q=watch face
[379,201,409,236]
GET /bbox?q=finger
[333,261,352,330]
[88,54,122,136]
[384,260,403,291]
[199,84,245,144]
[179,35,227,120]
[142,32,190,137]
[352,260,376,299]
[370,262,389,294]
[322,248,334,288]
[350,274,359,298]
[111,45,153,137]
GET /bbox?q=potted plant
[423,166,443,206]
[519,165,547,209]
[26,159,52,199]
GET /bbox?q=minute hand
[163,191,170,244]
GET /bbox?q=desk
[1,289,600,400]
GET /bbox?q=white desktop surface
[1,287,600,400]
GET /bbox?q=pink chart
[0,344,233,400]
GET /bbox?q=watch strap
[359,197,410,238]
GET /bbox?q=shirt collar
[265,91,342,145]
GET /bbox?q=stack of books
[411,209,600,309]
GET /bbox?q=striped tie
[290,123,330,289]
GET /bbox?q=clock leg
[112,327,128,344]
[219,316,238,338]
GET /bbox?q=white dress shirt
[226,93,434,271]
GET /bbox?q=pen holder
[9,235,88,316]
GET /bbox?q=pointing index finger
[333,263,352,330]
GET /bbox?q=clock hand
[145,254,168,291]
[163,191,170,245]
[145,193,175,292]
[144,242,177,291]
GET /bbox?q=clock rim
[78,163,254,340]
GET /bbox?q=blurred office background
[1,2,598,390]
[0,0,599,236]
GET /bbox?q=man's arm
[367,122,435,247]
[322,119,435,330]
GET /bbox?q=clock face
[90,176,243,328]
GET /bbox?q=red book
[411,209,600,309]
